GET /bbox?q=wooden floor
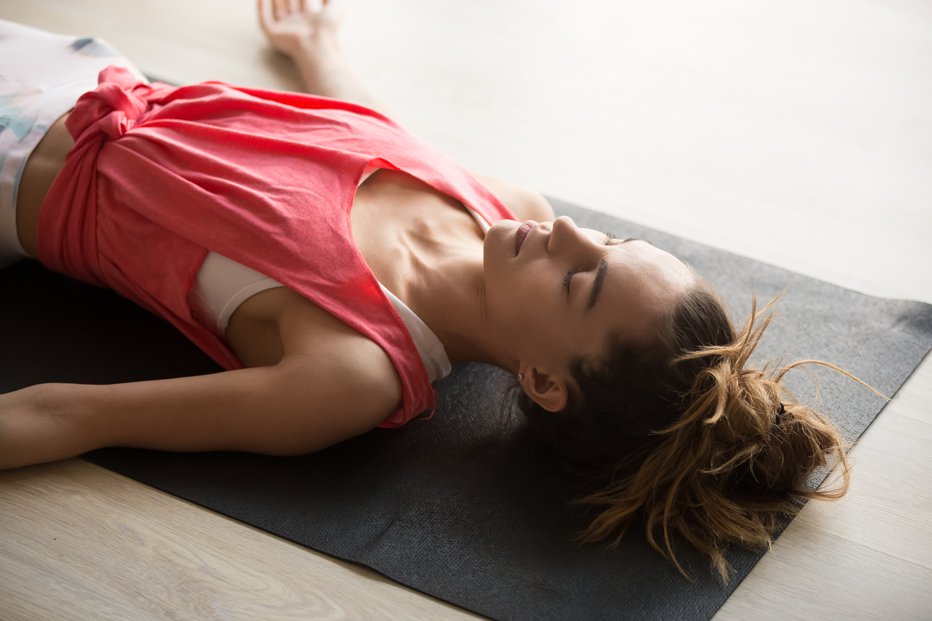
[2,0,931,618]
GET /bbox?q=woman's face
[483,216,695,407]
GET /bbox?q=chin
[483,220,514,262]
[482,221,516,297]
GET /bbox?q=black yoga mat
[2,198,930,620]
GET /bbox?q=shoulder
[473,173,556,222]
[276,293,404,427]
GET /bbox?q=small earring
[517,373,524,382]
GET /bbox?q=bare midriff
[16,111,74,260]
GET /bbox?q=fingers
[273,0,286,21]
[258,0,272,32]
[259,0,338,37]
[259,0,293,28]
[266,0,318,22]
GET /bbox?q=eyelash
[562,270,579,295]
[562,233,617,295]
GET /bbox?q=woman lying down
[0,1,874,581]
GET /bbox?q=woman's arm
[0,333,401,471]
[258,0,387,112]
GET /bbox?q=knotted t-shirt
[38,66,514,427]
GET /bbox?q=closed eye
[563,269,579,296]
[563,233,616,296]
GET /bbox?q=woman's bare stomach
[16,112,73,260]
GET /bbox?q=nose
[548,216,593,256]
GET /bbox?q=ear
[519,367,570,413]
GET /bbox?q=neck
[402,235,514,371]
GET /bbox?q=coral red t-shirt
[38,66,514,428]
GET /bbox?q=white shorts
[0,19,144,268]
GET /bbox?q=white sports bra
[187,166,491,383]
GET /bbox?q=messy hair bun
[518,284,876,582]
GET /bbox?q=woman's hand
[257,0,387,111]
[258,0,343,58]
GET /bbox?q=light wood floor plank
[0,461,478,620]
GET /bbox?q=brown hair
[516,280,879,582]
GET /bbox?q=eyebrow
[584,237,644,312]
[586,258,608,312]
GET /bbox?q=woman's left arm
[258,0,387,112]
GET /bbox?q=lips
[514,221,536,255]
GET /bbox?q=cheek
[500,256,541,291]
[483,263,535,316]
[499,271,566,332]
